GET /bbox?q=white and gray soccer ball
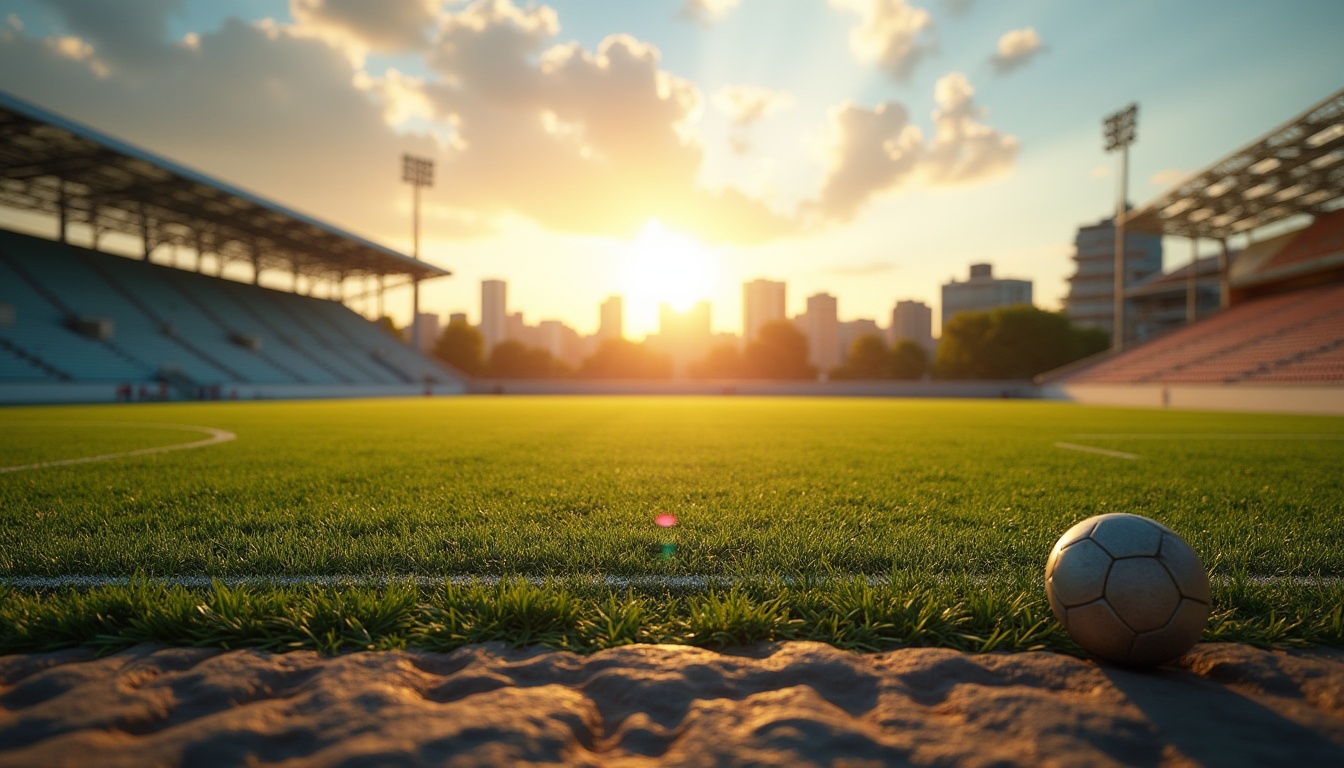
[1046,513,1211,666]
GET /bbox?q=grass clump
[2,577,1339,657]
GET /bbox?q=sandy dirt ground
[1,641,1342,767]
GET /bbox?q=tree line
[415,304,1108,381]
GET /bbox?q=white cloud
[924,72,1017,184]
[679,0,742,26]
[991,27,1042,74]
[290,0,442,53]
[829,0,936,82]
[713,84,794,153]
[811,72,1016,220]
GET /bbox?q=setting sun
[621,220,718,334]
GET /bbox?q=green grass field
[1,397,1341,654]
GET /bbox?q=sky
[1,0,1341,339]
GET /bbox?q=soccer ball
[1045,513,1211,666]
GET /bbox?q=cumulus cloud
[713,84,794,153]
[924,72,1017,183]
[35,0,181,70]
[990,27,1042,74]
[813,101,924,221]
[679,0,742,26]
[829,0,936,81]
[1,0,794,245]
[290,0,441,53]
[811,72,1015,220]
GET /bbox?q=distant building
[839,318,882,360]
[411,312,440,353]
[889,300,935,353]
[538,319,582,368]
[743,279,786,344]
[448,312,468,326]
[1065,215,1164,341]
[598,296,623,341]
[804,292,840,374]
[480,279,507,351]
[650,301,713,376]
[941,264,1032,330]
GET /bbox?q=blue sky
[2,0,1341,338]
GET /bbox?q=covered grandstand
[0,90,464,403]
[1044,88,1344,414]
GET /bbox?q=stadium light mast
[1104,104,1138,352]
[401,153,434,351]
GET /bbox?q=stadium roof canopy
[0,90,447,284]
[1126,87,1344,240]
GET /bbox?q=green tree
[690,343,746,378]
[830,334,889,379]
[432,318,484,375]
[935,305,1108,379]
[744,320,815,380]
[487,340,566,379]
[579,338,673,379]
[888,339,929,379]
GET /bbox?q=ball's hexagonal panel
[1128,598,1210,666]
[1105,558,1181,633]
[1047,539,1112,607]
[1158,533,1211,602]
[1053,517,1099,553]
[1090,514,1163,558]
[1065,600,1134,663]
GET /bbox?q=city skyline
[0,2,1340,338]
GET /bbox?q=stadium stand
[0,228,464,398]
[0,89,465,402]
[1043,88,1343,413]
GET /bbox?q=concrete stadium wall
[465,379,1038,398]
[1042,383,1344,416]
[0,381,466,405]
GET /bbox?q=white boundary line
[1,573,1339,590]
[0,422,236,473]
[1056,432,1344,460]
[1054,442,1139,460]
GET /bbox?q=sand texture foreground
[1,642,1342,767]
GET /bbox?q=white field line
[2,573,1340,590]
[0,422,236,473]
[1055,432,1344,460]
[1055,442,1139,460]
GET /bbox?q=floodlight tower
[1104,104,1138,351]
[401,153,434,350]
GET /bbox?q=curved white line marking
[1055,442,1139,460]
[0,422,236,473]
[1069,433,1344,441]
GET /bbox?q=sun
[621,220,718,333]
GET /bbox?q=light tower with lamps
[1103,104,1138,351]
[401,153,434,351]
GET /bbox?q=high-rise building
[839,318,882,361]
[941,264,1032,330]
[411,312,440,353]
[743,279,786,344]
[1064,215,1164,342]
[651,301,712,376]
[448,312,468,326]
[598,296,623,341]
[804,292,840,374]
[480,279,507,351]
[890,300,934,352]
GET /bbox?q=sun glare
[621,221,718,333]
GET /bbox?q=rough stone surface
[2,642,1341,767]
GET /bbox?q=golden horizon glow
[621,220,719,336]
